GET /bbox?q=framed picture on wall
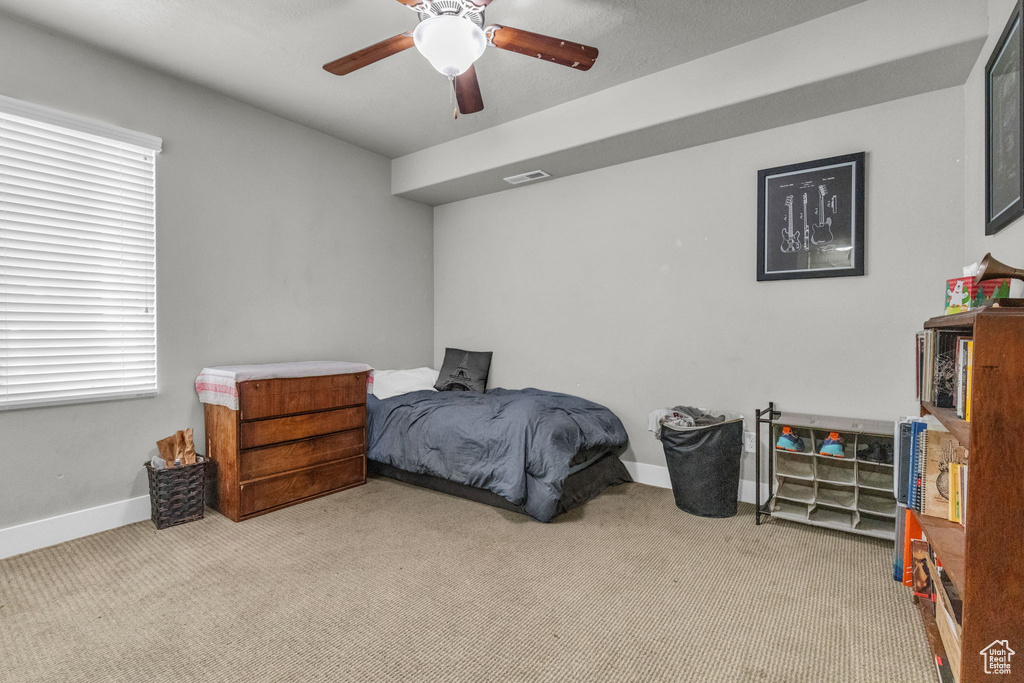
[756,152,865,281]
[986,0,1024,236]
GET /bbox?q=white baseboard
[0,495,150,560]
[1,462,766,559]
[622,460,767,505]
[621,460,673,489]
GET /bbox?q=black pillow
[434,348,492,393]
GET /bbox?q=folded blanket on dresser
[195,361,372,410]
[366,387,629,522]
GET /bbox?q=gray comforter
[366,388,629,522]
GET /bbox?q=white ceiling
[0,0,865,158]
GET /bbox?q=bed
[366,387,632,522]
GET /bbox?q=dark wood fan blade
[322,33,414,75]
[454,65,484,114]
[487,26,598,71]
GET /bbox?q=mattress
[366,387,631,521]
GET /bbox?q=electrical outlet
[744,431,757,452]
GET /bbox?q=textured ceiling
[0,0,865,158]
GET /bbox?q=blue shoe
[820,432,846,457]
[776,426,805,452]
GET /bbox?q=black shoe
[857,442,893,465]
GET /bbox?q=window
[0,96,162,410]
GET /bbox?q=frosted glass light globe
[413,15,487,78]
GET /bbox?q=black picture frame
[986,0,1024,236]
[756,152,865,282]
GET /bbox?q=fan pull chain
[449,75,458,119]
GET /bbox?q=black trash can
[660,415,743,518]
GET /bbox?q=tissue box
[945,277,1011,314]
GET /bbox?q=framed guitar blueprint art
[756,152,865,281]
[986,0,1024,236]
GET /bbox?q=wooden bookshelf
[921,402,971,449]
[913,511,965,593]
[916,307,1024,683]
[919,598,950,671]
[921,305,1024,329]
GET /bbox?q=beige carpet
[1,478,931,683]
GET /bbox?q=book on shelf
[925,552,943,604]
[916,424,927,512]
[921,427,968,519]
[960,465,968,528]
[913,421,921,511]
[912,537,936,600]
[932,331,963,409]
[964,340,974,422]
[948,463,958,522]
[947,462,966,525]
[917,330,928,402]
[907,421,919,511]
[955,338,972,419]
[918,330,936,403]
[934,658,956,683]
[893,502,907,582]
[901,507,925,587]
[935,558,963,630]
[895,418,917,506]
[927,329,935,403]
[906,417,935,512]
[936,595,962,680]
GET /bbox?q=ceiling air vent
[503,170,551,185]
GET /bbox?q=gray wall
[965,0,1024,272]
[5,2,1017,531]
[434,87,966,482]
[0,15,434,529]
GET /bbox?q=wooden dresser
[204,371,368,522]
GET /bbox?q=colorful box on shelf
[944,276,1010,315]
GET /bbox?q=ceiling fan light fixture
[413,15,487,78]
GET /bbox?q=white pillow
[371,367,440,400]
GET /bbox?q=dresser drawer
[239,456,365,516]
[238,372,367,421]
[239,430,364,481]
[239,406,364,449]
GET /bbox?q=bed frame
[368,450,632,520]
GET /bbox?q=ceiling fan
[322,0,599,116]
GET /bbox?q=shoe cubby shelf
[756,409,896,541]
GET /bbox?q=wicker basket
[144,456,207,530]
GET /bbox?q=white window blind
[0,99,161,410]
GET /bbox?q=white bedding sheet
[371,367,439,400]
